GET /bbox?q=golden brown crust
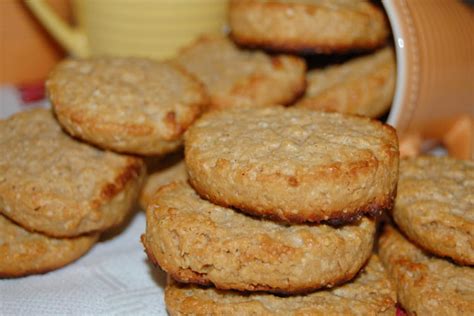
[185,107,399,223]
[295,46,396,118]
[165,264,360,296]
[47,57,208,155]
[192,180,396,225]
[165,255,397,316]
[143,182,376,293]
[379,225,474,316]
[174,35,306,110]
[229,0,390,54]
[0,109,145,237]
[0,215,98,278]
[392,156,474,265]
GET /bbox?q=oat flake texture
[185,107,399,223]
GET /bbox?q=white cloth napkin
[0,88,167,315]
[1,213,167,315]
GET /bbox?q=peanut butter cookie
[48,57,208,155]
[143,182,376,294]
[392,156,473,265]
[229,0,389,54]
[0,109,145,237]
[296,46,395,118]
[175,36,306,110]
[185,107,399,223]
[379,225,474,316]
[165,255,396,316]
[0,215,99,278]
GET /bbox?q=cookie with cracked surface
[0,109,145,237]
[295,46,395,118]
[165,255,396,316]
[0,214,99,278]
[185,107,399,224]
[392,156,473,265]
[142,181,376,293]
[47,57,208,155]
[229,0,389,54]
[379,225,474,316]
[139,155,187,210]
[174,36,306,110]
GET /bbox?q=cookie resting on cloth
[164,255,396,316]
[0,214,98,278]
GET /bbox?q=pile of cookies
[142,106,400,314]
[140,0,396,207]
[0,58,209,276]
[2,0,472,314]
[138,1,473,315]
[0,109,144,277]
[228,0,395,118]
[379,156,474,315]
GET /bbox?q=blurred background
[0,0,472,159]
[0,0,71,85]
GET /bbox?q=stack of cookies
[142,106,400,314]
[228,0,396,119]
[139,0,397,211]
[379,156,474,315]
[138,1,405,313]
[0,109,144,277]
[0,57,210,277]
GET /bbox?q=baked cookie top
[229,0,389,54]
[0,214,98,278]
[143,181,375,294]
[393,156,474,265]
[296,46,395,118]
[185,107,399,223]
[379,225,474,316]
[165,255,396,316]
[175,36,306,110]
[47,57,208,155]
[0,109,145,237]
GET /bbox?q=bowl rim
[382,0,407,128]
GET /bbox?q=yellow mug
[25,0,228,59]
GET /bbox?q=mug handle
[24,0,88,57]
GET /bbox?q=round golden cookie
[229,0,390,54]
[185,107,399,223]
[174,36,306,110]
[47,57,208,155]
[0,215,99,278]
[165,255,396,316]
[392,156,474,265]
[0,109,145,237]
[139,155,187,210]
[379,225,474,316]
[142,182,376,294]
[296,46,396,118]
